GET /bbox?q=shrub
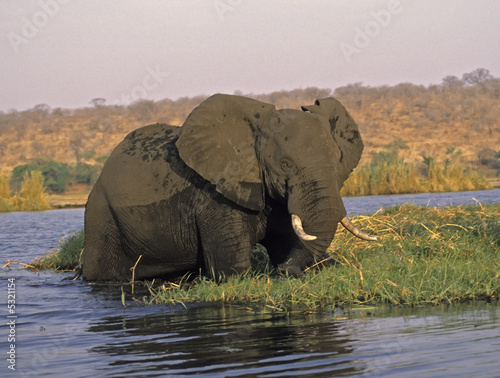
[0,173,12,212]
[0,173,10,198]
[10,163,37,191]
[10,171,51,211]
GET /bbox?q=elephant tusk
[341,216,377,241]
[291,214,317,241]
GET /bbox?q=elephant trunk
[287,173,342,253]
[287,167,377,250]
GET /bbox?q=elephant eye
[281,159,292,172]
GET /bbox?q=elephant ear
[176,94,276,211]
[301,98,364,185]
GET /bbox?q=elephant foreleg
[197,210,253,281]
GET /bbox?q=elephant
[82,94,376,282]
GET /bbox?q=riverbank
[28,203,500,312]
[48,192,89,208]
[44,177,500,209]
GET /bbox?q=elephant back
[97,123,187,207]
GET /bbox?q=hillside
[1,69,499,180]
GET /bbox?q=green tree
[41,161,71,193]
[75,163,101,185]
[11,160,71,193]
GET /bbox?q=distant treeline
[8,157,105,193]
[1,68,499,180]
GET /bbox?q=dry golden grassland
[1,81,499,172]
[1,74,499,210]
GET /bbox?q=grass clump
[29,229,84,271]
[326,203,500,306]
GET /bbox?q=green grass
[30,203,500,312]
[148,203,500,310]
[29,229,84,271]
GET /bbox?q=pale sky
[1,0,499,111]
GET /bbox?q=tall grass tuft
[0,173,12,212]
[370,160,425,195]
[342,159,491,197]
[426,161,490,193]
[29,229,84,271]
[18,171,51,211]
[340,165,371,197]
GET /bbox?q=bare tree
[90,98,106,107]
[462,68,493,86]
[442,75,464,89]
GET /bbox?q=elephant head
[176,94,374,270]
[301,97,376,241]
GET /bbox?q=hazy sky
[1,0,499,111]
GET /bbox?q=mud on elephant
[83,94,376,282]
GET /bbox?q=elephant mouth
[291,213,377,241]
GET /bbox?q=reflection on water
[0,191,499,376]
[344,303,500,377]
[88,305,358,377]
[85,302,500,378]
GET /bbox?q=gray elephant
[82,94,375,282]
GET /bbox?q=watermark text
[7,0,72,53]
[6,278,16,371]
[340,0,402,62]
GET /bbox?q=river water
[0,189,499,377]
